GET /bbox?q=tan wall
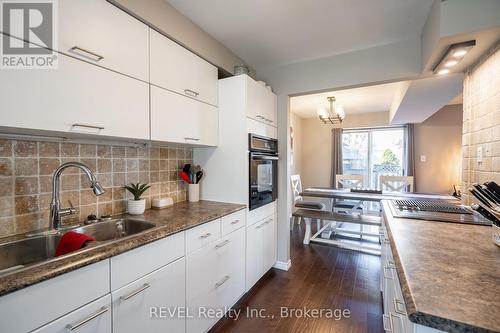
[109,0,246,74]
[0,139,192,238]
[298,111,390,189]
[414,105,463,194]
[462,46,500,204]
[290,113,303,177]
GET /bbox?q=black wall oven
[249,134,278,211]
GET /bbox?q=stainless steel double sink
[0,218,156,275]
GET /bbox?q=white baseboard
[273,259,291,271]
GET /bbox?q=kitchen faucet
[49,162,105,230]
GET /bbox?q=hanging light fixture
[317,96,345,124]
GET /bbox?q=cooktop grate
[393,199,472,214]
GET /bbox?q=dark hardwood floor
[212,223,384,333]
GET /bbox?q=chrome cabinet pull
[230,219,240,225]
[184,89,200,97]
[263,218,272,224]
[185,137,200,142]
[215,275,230,288]
[393,298,406,315]
[120,283,150,301]
[72,123,105,130]
[200,232,212,239]
[69,46,104,62]
[66,306,109,331]
[215,239,231,248]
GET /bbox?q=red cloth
[55,231,96,257]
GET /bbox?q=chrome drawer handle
[215,240,231,248]
[185,137,200,142]
[69,46,104,62]
[120,283,150,301]
[230,219,240,225]
[393,298,406,315]
[200,232,212,239]
[66,306,109,330]
[263,218,272,224]
[72,123,104,130]
[215,275,230,288]
[184,89,200,97]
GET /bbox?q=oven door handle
[250,154,279,161]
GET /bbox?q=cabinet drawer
[150,29,218,106]
[221,209,246,236]
[186,219,221,253]
[0,260,109,333]
[111,232,185,290]
[214,228,246,309]
[112,258,186,333]
[32,295,111,333]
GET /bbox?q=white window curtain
[405,124,416,190]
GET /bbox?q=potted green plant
[123,183,151,215]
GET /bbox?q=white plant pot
[188,184,200,203]
[128,199,146,215]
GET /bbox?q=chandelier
[317,96,345,124]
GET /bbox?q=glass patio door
[342,127,405,189]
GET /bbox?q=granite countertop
[381,200,500,333]
[0,200,246,297]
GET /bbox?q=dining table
[296,188,456,254]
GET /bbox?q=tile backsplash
[0,139,192,238]
[462,44,500,204]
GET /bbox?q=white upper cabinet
[0,0,150,81]
[0,45,150,140]
[150,29,218,106]
[246,76,277,127]
[151,86,218,146]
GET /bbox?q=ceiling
[166,0,435,70]
[290,82,401,118]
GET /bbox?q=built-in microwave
[249,134,278,211]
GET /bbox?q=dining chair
[334,174,364,213]
[290,174,325,230]
[379,175,414,192]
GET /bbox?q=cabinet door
[112,258,186,333]
[262,214,277,272]
[246,76,264,123]
[151,86,218,146]
[246,221,264,291]
[1,0,149,81]
[0,42,149,140]
[150,30,218,106]
[262,89,278,126]
[32,295,111,333]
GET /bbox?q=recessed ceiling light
[433,40,475,75]
[453,49,468,58]
[444,60,458,67]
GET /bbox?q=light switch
[477,147,483,163]
[420,155,426,162]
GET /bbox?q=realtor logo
[1,0,57,69]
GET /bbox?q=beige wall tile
[14,141,37,157]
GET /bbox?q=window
[342,127,405,189]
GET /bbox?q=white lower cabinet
[246,213,277,291]
[32,295,112,333]
[186,218,246,333]
[112,257,186,333]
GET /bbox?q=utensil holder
[188,184,200,203]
